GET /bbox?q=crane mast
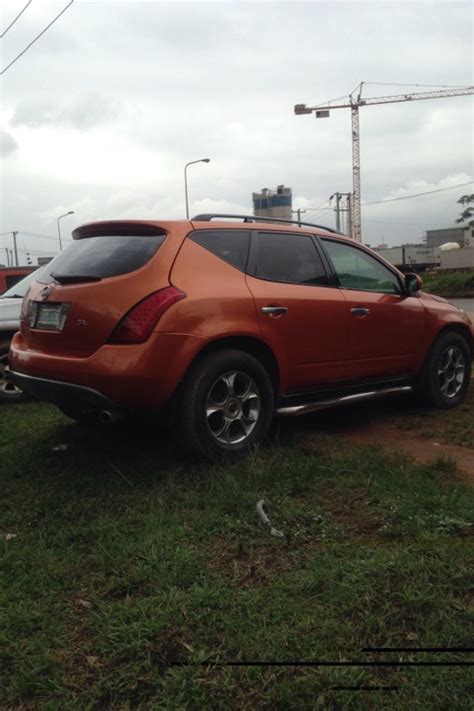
[295,83,474,242]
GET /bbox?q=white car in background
[0,268,42,401]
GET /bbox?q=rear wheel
[177,349,275,459]
[0,351,25,402]
[418,331,471,409]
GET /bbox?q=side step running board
[276,385,413,416]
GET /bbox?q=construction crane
[295,83,474,242]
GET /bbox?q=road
[447,297,474,320]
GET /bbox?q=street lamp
[57,211,74,251]
[184,159,210,219]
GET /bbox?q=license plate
[29,302,69,331]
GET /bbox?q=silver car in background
[0,268,42,401]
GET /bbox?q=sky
[0,0,473,265]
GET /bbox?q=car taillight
[108,286,186,344]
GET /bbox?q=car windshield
[1,267,43,298]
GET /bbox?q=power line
[362,180,474,207]
[20,231,71,241]
[18,247,55,255]
[0,231,72,243]
[304,199,333,218]
[1,0,74,75]
[305,208,333,221]
[0,0,32,38]
[363,218,432,226]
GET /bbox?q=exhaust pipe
[98,409,123,424]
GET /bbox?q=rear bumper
[8,331,209,409]
[8,370,118,412]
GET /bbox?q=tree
[455,193,474,227]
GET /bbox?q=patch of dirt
[344,422,474,485]
[287,390,474,487]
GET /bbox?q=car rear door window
[190,230,250,271]
[251,232,328,285]
[38,234,166,285]
[322,239,401,294]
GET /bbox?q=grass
[393,388,474,448]
[422,269,474,298]
[1,401,473,708]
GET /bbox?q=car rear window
[38,234,166,284]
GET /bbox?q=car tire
[0,350,26,402]
[417,331,471,409]
[176,349,275,459]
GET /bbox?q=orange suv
[8,214,473,458]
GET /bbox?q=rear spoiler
[72,221,167,240]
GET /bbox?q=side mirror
[405,273,423,295]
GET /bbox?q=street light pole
[184,159,210,219]
[57,211,74,252]
[12,231,19,266]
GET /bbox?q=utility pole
[347,193,353,241]
[292,208,306,225]
[330,192,352,236]
[295,83,474,242]
[12,231,19,266]
[330,193,342,231]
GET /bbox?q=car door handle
[351,307,371,316]
[261,306,288,316]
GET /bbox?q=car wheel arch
[186,335,280,394]
[433,323,473,358]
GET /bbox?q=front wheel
[177,349,275,459]
[418,331,471,409]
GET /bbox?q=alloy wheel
[205,370,260,445]
[438,345,465,398]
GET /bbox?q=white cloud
[0,127,17,156]
[11,94,125,130]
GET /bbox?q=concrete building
[253,185,292,221]
[425,226,473,248]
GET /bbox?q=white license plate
[33,303,69,331]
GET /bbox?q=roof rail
[191,213,339,234]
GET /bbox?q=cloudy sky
[0,0,472,264]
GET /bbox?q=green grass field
[422,269,474,298]
[1,401,473,708]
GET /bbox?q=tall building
[252,185,292,221]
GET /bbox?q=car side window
[190,230,250,271]
[252,232,328,285]
[322,239,401,294]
